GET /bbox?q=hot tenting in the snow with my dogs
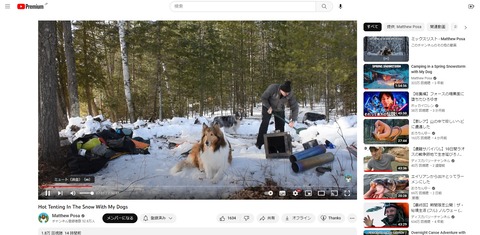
[38,20,357,199]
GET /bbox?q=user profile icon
[38,212,49,223]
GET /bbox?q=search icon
[316,1,333,11]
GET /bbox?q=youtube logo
[16,3,45,9]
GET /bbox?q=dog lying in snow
[170,123,232,184]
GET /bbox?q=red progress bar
[40,185,92,189]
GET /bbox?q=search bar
[170,1,333,12]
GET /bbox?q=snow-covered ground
[46,107,357,199]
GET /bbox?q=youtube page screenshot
[0,0,476,234]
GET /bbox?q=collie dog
[170,123,232,183]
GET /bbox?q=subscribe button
[103,213,138,223]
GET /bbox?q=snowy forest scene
[38,21,357,199]
[363,36,409,62]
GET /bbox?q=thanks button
[318,214,344,223]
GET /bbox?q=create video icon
[17,3,26,9]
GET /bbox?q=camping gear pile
[63,116,151,174]
[290,139,335,173]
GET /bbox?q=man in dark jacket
[255,81,299,149]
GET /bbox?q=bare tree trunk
[161,63,173,118]
[55,24,69,128]
[85,86,93,115]
[156,58,162,121]
[325,71,329,121]
[198,22,205,116]
[248,25,255,118]
[62,21,80,117]
[220,69,224,116]
[56,83,68,129]
[38,21,61,163]
[118,21,136,123]
[81,25,94,115]
[92,97,100,116]
[324,48,330,121]
[101,24,116,120]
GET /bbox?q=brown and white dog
[170,123,232,184]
